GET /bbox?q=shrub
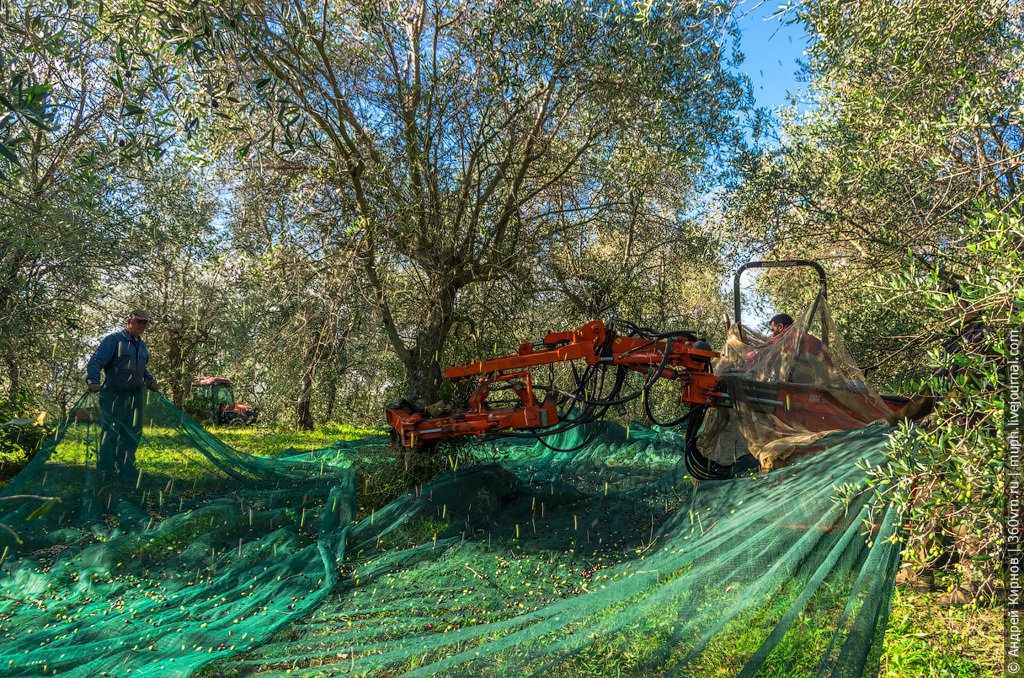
[846,210,1021,600]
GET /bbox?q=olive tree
[152,0,751,407]
[724,0,1022,377]
[730,0,1022,598]
[0,0,181,404]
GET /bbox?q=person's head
[944,282,980,327]
[126,309,150,338]
[769,313,794,338]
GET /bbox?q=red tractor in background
[186,377,259,427]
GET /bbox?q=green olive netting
[0,389,900,677]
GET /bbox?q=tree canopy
[1,0,754,425]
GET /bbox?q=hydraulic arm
[386,320,722,448]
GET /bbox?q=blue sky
[735,2,809,111]
[725,4,813,326]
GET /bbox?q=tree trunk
[295,342,317,431]
[167,336,186,408]
[324,371,338,423]
[405,285,458,409]
[5,346,20,400]
[1,247,25,400]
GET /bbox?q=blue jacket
[86,329,155,388]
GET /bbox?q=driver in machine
[764,313,824,357]
[737,312,833,384]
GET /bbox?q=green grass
[211,422,385,457]
[39,421,385,472]
[881,577,1003,677]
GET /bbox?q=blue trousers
[97,388,144,476]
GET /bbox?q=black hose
[685,441,734,480]
[532,420,607,453]
[643,394,700,428]
[474,326,696,450]
[609,317,700,342]
[682,405,733,480]
[481,403,607,443]
[564,340,673,407]
[491,363,629,442]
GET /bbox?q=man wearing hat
[86,310,159,481]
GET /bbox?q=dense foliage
[1,0,1019,470]
[1,0,753,427]
[739,0,1022,600]
[726,0,1021,381]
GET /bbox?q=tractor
[186,377,259,426]
[385,260,913,478]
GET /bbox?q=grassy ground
[211,422,385,457]
[216,425,1004,677]
[882,577,1003,677]
[3,422,1003,676]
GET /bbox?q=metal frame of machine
[386,262,906,469]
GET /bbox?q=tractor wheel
[226,414,247,427]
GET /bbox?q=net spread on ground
[0,303,903,677]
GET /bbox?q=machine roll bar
[733,260,827,329]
